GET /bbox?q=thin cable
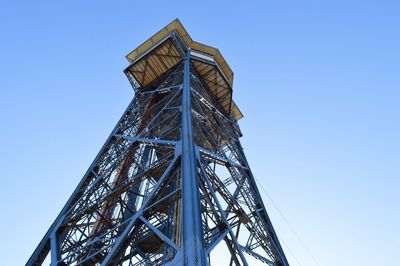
[279,236,302,266]
[253,176,321,266]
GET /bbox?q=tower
[27,19,289,266]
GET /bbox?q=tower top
[125,18,243,120]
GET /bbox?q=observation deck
[124,19,243,120]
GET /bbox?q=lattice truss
[27,59,288,266]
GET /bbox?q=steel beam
[180,51,207,266]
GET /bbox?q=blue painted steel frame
[27,39,290,265]
[26,97,138,266]
[181,50,207,266]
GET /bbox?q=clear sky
[1,1,399,265]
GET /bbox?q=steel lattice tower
[27,19,289,266]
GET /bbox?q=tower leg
[181,51,207,266]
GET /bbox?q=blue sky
[1,1,399,265]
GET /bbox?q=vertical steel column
[181,50,206,266]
